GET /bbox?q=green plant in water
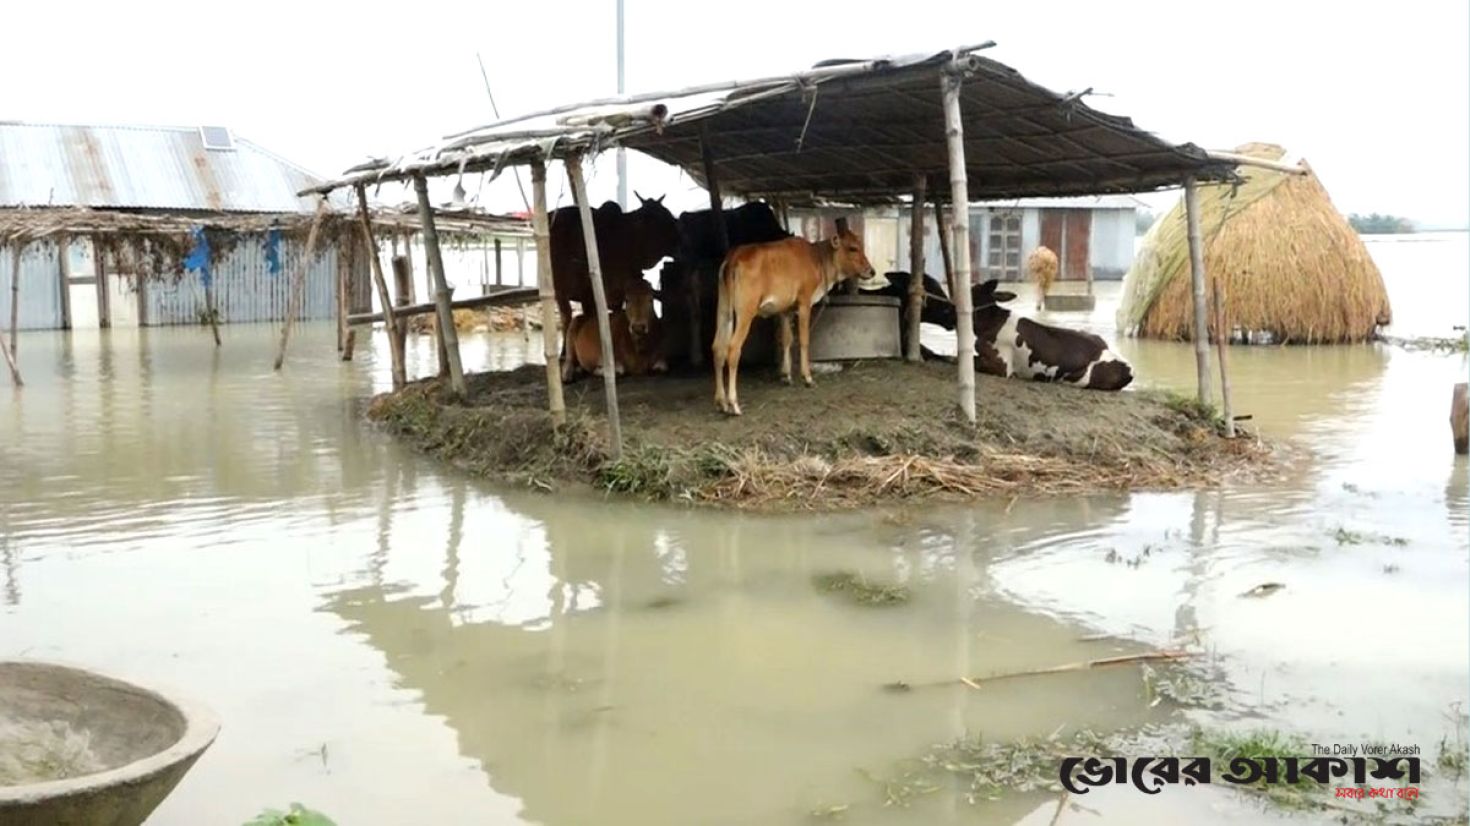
[244,803,337,826]
[812,571,910,606]
[1331,526,1409,547]
[1147,389,1227,432]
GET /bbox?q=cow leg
[724,309,756,416]
[777,312,794,384]
[797,301,815,387]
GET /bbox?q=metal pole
[616,0,627,210]
[1183,177,1214,406]
[413,173,468,397]
[942,70,976,424]
[566,151,624,459]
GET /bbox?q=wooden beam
[565,151,623,459]
[93,238,111,329]
[348,287,538,325]
[530,161,566,424]
[204,276,221,347]
[905,174,927,362]
[1183,177,1213,406]
[273,198,328,371]
[412,173,467,397]
[57,235,72,331]
[9,246,20,355]
[942,71,977,424]
[356,183,406,390]
[1204,150,1308,175]
[934,197,954,298]
[1213,276,1235,438]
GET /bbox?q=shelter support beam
[1213,277,1235,438]
[413,173,467,398]
[57,235,72,331]
[934,197,954,299]
[356,183,407,390]
[529,161,566,424]
[9,247,20,355]
[273,198,329,371]
[565,151,624,460]
[1183,177,1214,406]
[94,238,111,329]
[905,175,927,362]
[942,71,977,424]
[695,126,727,368]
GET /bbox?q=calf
[712,228,876,415]
[568,279,667,378]
[971,278,1133,391]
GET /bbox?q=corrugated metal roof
[978,194,1149,210]
[0,122,325,213]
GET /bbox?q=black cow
[858,270,960,357]
[970,279,1133,390]
[675,201,790,262]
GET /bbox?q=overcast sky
[7,0,1468,226]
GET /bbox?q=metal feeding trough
[0,660,220,826]
[1043,293,1097,312]
[808,294,902,361]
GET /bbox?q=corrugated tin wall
[0,242,64,330]
[143,235,342,326]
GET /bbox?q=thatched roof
[1116,143,1392,344]
[303,43,1239,204]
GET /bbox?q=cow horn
[635,190,646,203]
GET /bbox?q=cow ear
[830,236,842,249]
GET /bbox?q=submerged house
[0,121,366,330]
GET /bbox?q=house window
[986,212,1022,280]
[199,126,235,151]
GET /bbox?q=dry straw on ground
[1118,143,1392,344]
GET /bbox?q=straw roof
[304,44,1238,204]
[1116,143,1391,344]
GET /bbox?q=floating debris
[1239,582,1286,598]
[812,571,910,607]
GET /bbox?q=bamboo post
[494,238,503,286]
[391,255,413,367]
[530,161,566,424]
[273,198,328,371]
[9,246,20,355]
[565,151,623,459]
[205,277,221,347]
[93,238,111,329]
[942,69,977,424]
[1183,177,1214,406]
[700,126,730,254]
[355,184,406,390]
[336,237,348,353]
[341,239,357,360]
[934,197,954,298]
[1213,276,1235,438]
[412,173,467,398]
[905,175,927,362]
[57,235,73,331]
[0,322,19,387]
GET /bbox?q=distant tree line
[1348,213,1416,234]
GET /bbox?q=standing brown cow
[711,228,875,416]
[549,193,679,381]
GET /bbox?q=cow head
[631,192,681,268]
[829,227,877,283]
[624,278,659,339]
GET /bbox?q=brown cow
[711,228,876,416]
[567,279,667,377]
[549,193,679,381]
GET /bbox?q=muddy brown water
[0,233,1466,824]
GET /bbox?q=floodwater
[0,233,1466,825]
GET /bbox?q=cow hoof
[780,374,793,385]
[803,376,815,388]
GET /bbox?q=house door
[1038,209,1092,281]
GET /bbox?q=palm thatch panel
[1117,143,1391,344]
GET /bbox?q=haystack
[1117,143,1391,344]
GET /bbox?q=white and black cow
[970,279,1134,391]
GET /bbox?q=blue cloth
[182,226,212,287]
[265,228,283,276]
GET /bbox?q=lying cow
[568,278,667,378]
[971,278,1133,390]
[712,227,876,415]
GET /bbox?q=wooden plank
[356,183,406,389]
[530,161,566,423]
[905,174,926,362]
[1183,177,1214,406]
[413,173,467,397]
[942,71,977,424]
[566,151,623,459]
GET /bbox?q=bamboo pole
[1183,177,1214,406]
[905,174,927,362]
[273,198,328,371]
[56,235,72,331]
[697,125,728,370]
[1213,276,1236,438]
[9,246,20,355]
[942,70,977,424]
[93,238,111,329]
[565,151,623,459]
[355,183,406,390]
[412,173,467,397]
[934,197,954,299]
[530,162,566,424]
[205,277,221,347]
[0,323,18,387]
[341,239,357,360]
[391,255,414,366]
[336,238,348,353]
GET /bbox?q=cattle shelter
[300,41,1303,453]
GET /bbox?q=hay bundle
[1117,143,1391,344]
[1027,245,1059,310]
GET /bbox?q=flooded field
[1,233,1466,824]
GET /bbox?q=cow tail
[714,258,735,354]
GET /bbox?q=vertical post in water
[565,151,624,459]
[0,245,20,386]
[273,198,328,371]
[530,161,566,424]
[1213,276,1236,438]
[93,237,111,329]
[413,173,467,398]
[905,174,927,362]
[1183,177,1214,406]
[942,67,976,424]
[57,235,73,331]
[355,184,406,390]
